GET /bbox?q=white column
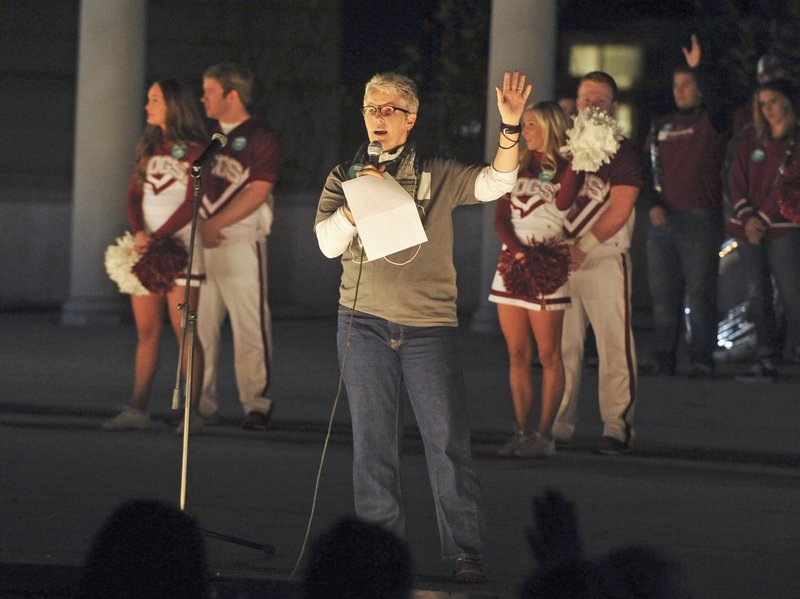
[62,0,146,325]
[471,0,557,332]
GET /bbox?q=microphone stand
[171,160,274,556]
[171,170,202,511]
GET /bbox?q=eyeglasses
[361,104,412,118]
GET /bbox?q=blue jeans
[647,210,723,370]
[736,231,800,360]
[337,309,484,559]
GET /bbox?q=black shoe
[638,361,674,376]
[241,405,273,430]
[735,360,778,383]
[452,555,487,583]
[165,408,183,427]
[687,363,714,378]
[593,436,632,456]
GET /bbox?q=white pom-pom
[560,108,623,173]
[104,231,150,296]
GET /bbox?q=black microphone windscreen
[212,132,228,148]
[367,141,383,159]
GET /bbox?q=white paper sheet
[342,173,428,261]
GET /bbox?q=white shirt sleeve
[473,164,519,202]
[315,206,358,258]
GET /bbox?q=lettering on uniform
[511,177,558,203]
[146,155,189,193]
[510,177,560,216]
[211,154,246,184]
[580,173,611,205]
[563,174,612,236]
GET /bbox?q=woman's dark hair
[134,79,207,186]
[753,78,796,141]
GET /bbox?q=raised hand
[496,70,532,125]
[682,33,701,68]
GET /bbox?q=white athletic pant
[198,239,272,416]
[552,252,637,444]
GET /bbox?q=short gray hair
[363,73,419,113]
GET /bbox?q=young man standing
[196,63,282,431]
[641,35,730,378]
[552,71,643,455]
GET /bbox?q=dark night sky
[340,0,437,84]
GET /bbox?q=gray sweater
[315,149,512,326]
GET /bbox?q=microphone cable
[291,145,416,575]
[291,238,365,577]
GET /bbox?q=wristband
[576,232,601,253]
[500,122,521,135]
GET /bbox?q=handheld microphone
[367,141,383,167]
[191,133,228,175]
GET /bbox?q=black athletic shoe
[452,555,487,583]
[593,436,632,456]
[241,405,273,430]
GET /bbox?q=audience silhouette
[299,516,414,599]
[75,499,209,599]
[73,493,691,598]
[520,490,690,598]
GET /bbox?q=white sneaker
[175,410,205,435]
[497,430,532,457]
[102,407,154,431]
[514,432,555,458]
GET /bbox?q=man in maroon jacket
[641,35,732,377]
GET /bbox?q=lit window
[569,45,600,74]
[569,44,643,91]
[616,103,633,137]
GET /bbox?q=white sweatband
[576,232,601,253]
[474,164,519,202]
[315,207,358,258]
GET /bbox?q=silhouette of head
[600,545,691,599]
[300,516,414,599]
[76,499,209,599]
[519,560,612,599]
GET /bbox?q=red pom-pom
[497,238,571,298]
[779,160,800,224]
[131,236,189,293]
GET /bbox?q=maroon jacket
[645,108,730,213]
[728,125,800,239]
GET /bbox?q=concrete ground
[0,311,798,598]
